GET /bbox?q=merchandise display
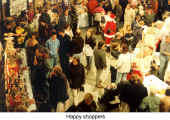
[4,37,36,112]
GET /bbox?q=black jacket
[71,34,84,55]
[94,49,107,69]
[85,36,96,50]
[68,63,85,89]
[117,81,148,112]
[49,72,69,106]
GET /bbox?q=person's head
[76,29,81,35]
[126,25,132,33]
[107,11,112,16]
[87,28,93,37]
[64,7,69,16]
[129,71,143,84]
[51,32,57,40]
[6,21,12,29]
[115,0,119,5]
[53,65,63,74]
[121,43,129,54]
[165,89,170,96]
[84,93,94,105]
[31,32,37,40]
[139,20,145,26]
[98,41,105,49]
[35,46,46,57]
[42,47,50,59]
[64,24,71,31]
[72,56,80,66]
[58,28,65,37]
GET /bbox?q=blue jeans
[49,56,59,69]
[159,53,169,81]
[116,72,127,84]
[86,56,92,70]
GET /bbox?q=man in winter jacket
[94,41,107,88]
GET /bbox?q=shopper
[94,41,107,88]
[68,56,85,106]
[45,32,60,69]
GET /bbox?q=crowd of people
[0,0,170,112]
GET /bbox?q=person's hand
[33,56,38,65]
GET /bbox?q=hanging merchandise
[10,0,27,16]
[34,0,44,9]
[4,36,37,112]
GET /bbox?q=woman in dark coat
[117,72,148,112]
[71,30,84,55]
[26,32,39,70]
[68,57,85,106]
[68,57,85,89]
[49,66,69,111]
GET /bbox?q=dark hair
[58,27,65,33]
[64,24,70,29]
[98,41,105,49]
[165,89,170,96]
[51,32,56,36]
[122,44,129,54]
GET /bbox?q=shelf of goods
[4,37,36,112]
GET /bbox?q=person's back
[116,52,132,73]
[118,73,148,112]
[71,32,84,54]
[94,48,106,70]
[140,95,160,112]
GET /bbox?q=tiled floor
[65,27,114,110]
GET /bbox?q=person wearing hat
[103,11,117,47]
[45,31,60,69]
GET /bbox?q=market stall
[9,0,27,16]
[4,36,36,112]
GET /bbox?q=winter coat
[68,63,85,89]
[117,81,148,112]
[94,49,107,69]
[58,14,72,27]
[49,72,69,107]
[39,12,51,25]
[85,36,96,50]
[71,34,84,55]
[58,34,72,57]
[58,35,72,77]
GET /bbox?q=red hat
[127,70,142,81]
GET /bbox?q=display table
[143,75,169,98]
[4,37,36,112]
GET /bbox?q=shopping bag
[80,53,87,67]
